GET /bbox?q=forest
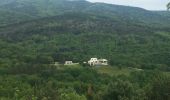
[0,0,170,100]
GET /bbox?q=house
[64,61,73,65]
[88,58,108,66]
[98,59,108,66]
[64,61,79,65]
[88,58,98,66]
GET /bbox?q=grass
[64,64,83,69]
[163,71,170,76]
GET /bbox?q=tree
[102,80,138,100]
[167,2,170,10]
[87,84,94,100]
[58,87,87,100]
[147,75,170,100]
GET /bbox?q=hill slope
[1,12,170,69]
[0,0,170,28]
[0,0,170,70]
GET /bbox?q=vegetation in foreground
[0,65,169,100]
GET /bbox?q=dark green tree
[147,75,170,100]
[167,2,170,10]
[102,80,137,100]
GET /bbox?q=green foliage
[0,0,170,99]
[1,12,170,69]
[102,80,137,100]
[147,74,170,100]
[0,65,169,99]
[167,2,170,10]
[60,91,87,100]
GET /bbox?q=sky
[87,0,169,10]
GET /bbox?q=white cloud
[87,0,169,10]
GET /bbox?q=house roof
[91,58,97,59]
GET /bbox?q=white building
[98,59,108,66]
[88,58,98,66]
[64,61,73,65]
[64,61,79,65]
[88,58,108,66]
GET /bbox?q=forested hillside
[0,0,170,27]
[0,0,170,100]
[1,11,170,70]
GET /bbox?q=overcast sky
[87,0,169,10]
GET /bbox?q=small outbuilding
[64,61,73,65]
[64,61,79,65]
